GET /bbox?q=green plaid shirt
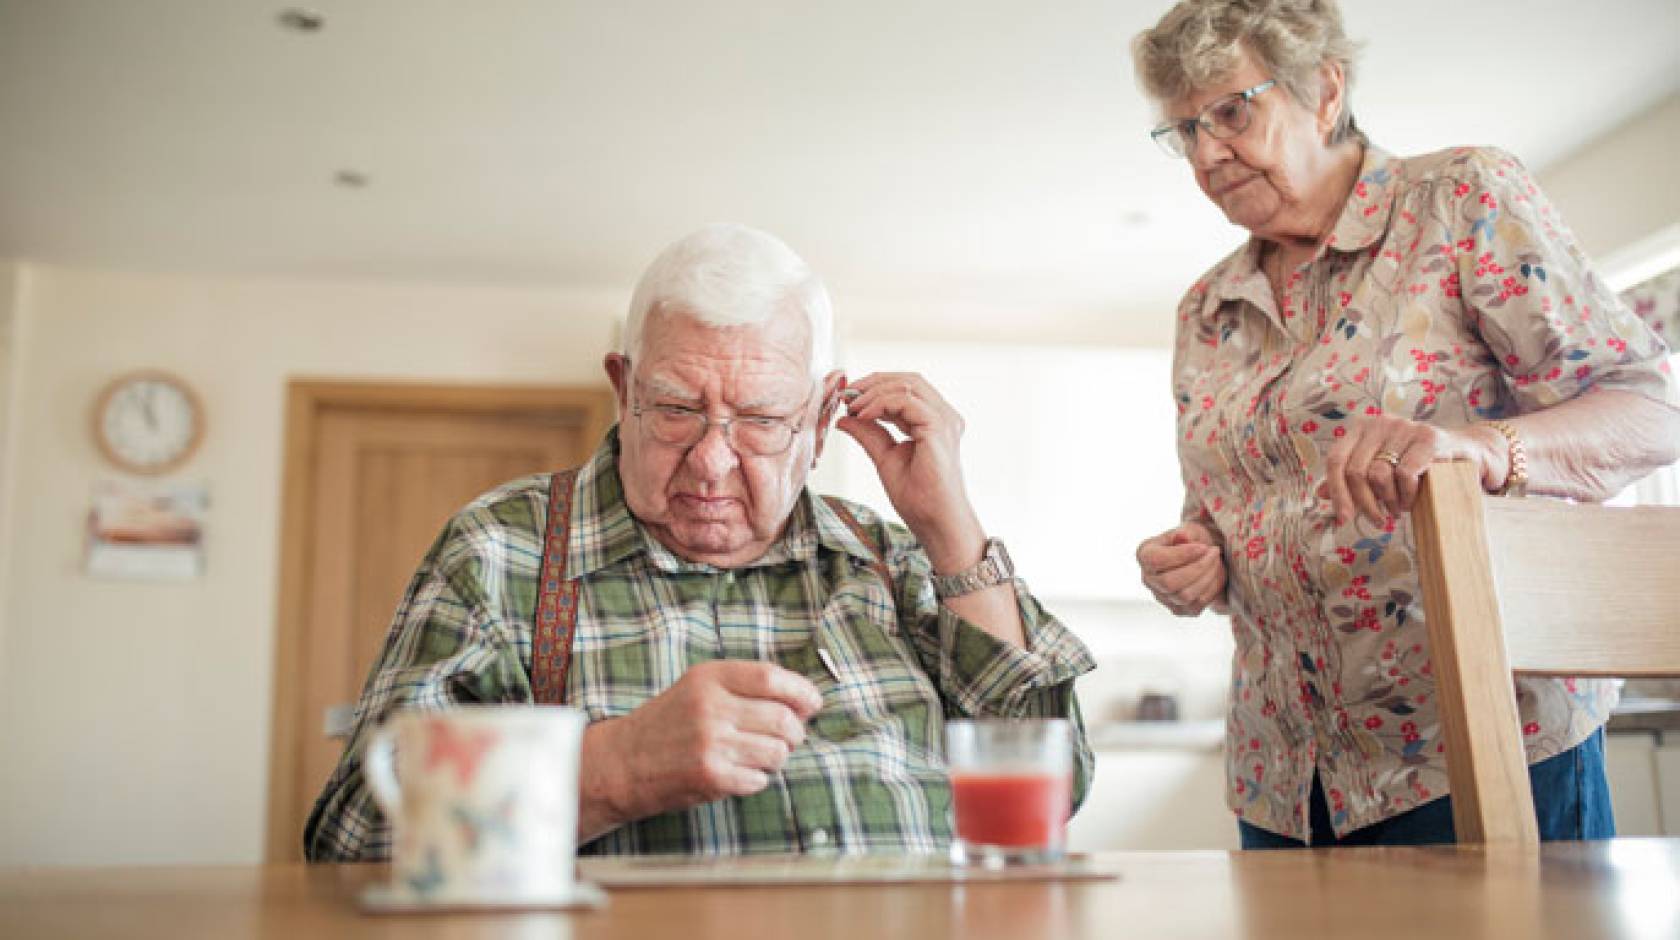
[304,428,1095,860]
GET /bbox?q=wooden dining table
[3,840,1677,939]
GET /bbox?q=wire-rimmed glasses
[1150,79,1276,158]
[630,382,818,456]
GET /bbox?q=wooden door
[265,382,614,861]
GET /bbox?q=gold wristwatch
[931,537,1015,599]
[1485,419,1529,497]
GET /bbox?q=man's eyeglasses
[1150,79,1276,159]
[630,382,819,456]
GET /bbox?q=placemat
[579,853,1121,888]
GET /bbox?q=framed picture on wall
[84,478,208,581]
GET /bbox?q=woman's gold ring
[1375,449,1402,467]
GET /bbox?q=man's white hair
[623,223,835,380]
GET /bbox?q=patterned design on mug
[451,792,517,852]
[423,720,498,788]
[405,846,446,897]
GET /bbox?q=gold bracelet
[1485,419,1528,497]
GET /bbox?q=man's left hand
[836,372,985,572]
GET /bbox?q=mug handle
[363,724,402,818]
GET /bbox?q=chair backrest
[1412,460,1680,844]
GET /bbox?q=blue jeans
[1238,729,1615,848]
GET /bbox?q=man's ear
[604,353,631,416]
[810,369,847,464]
[1315,59,1346,142]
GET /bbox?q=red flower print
[1333,426,1346,438]
[1364,715,1383,730]
[1245,536,1266,560]
[1453,183,1470,198]
[1302,420,1320,434]
[1523,722,1541,736]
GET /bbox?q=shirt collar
[1193,143,1400,323]
[567,426,882,577]
[1323,144,1402,255]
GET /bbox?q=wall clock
[92,370,206,475]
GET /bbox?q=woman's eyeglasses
[1150,79,1276,159]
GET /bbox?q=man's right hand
[1136,521,1228,617]
[578,660,823,841]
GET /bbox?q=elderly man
[305,224,1095,859]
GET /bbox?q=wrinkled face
[1165,50,1333,239]
[606,307,841,567]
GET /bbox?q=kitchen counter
[1608,698,1680,734]
[1087,719,1225,752]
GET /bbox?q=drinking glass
[945,719,1072,866]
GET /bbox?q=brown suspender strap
[822,496,895,601]
[532,469,581,705]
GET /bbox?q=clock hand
[141,385,158,431]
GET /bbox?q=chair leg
[1413,462,1539,845]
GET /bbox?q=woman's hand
[1137,521,1227,616]
[1324,415,1507,527]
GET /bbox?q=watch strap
[1485,419,1529,497]
[931,537,1014,599]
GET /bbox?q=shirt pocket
[796,583,944,770]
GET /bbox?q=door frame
[263,379,615,861]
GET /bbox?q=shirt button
[810,828,830,846]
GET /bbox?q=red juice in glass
[950,771,1072,848]
[945,720,1072,865]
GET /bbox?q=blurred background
[1,0,1676,866]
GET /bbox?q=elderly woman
[1131,0,1680,849]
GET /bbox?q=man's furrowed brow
[642,376,701,402]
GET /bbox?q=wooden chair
[1412,460,1680,843]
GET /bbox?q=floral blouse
[1171,145,1675,840]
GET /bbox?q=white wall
[0,264,622,865]
[1537,93,1680,260]
[0,261,21,681]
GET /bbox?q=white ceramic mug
[364,705,586,904]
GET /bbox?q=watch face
[97,375,202,473]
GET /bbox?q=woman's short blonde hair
[1133,0,1364,145]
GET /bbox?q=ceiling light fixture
[276,9,324,32]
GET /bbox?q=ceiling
[2,1,1676,342]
